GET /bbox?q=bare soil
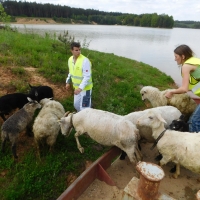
[12,17,58,24]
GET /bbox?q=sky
[26,0,200,21]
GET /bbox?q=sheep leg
[11,143,18,159]
[135,145,143,161]
[74,131,84,153]
[34,139,41,160]
[172,163,180,179]
[159,155,170,166]
[125,149,137,164]
[1,139,6,153]
[119,150,127,160]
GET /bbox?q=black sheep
[169,114,189,132]
[28,83,54,102]
[0,93,28,121]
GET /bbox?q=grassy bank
[0,28,175,200]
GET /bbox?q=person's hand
[66,83,71,90]
[74,88,82,95]
[165,91,173,98]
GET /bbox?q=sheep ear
[27,97,32,102]
[64,111,70,117]
[156,112,167,124]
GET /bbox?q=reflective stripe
[71,75,83,80]
[192,82,200,93]
[73,81,93,87]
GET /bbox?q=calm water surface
[11,24,200,86]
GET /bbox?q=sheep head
[39,98,53,106]
[140,86,159,101]
[58,113,73,137]
[137,110,167,129]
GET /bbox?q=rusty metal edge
[57,146,121,200]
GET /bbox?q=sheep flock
[0,84,199,182]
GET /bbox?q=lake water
[11,24,200,86]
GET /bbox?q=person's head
[174,44,194,65]
[70,42,81,58]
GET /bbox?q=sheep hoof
[155,154,163,161]
[172,174,178,179]
[79,147,84,153]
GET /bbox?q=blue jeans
[189,104,200,132]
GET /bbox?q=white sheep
[124,106,182,142]
[140,86,197,118]
[1,98,41,159]
[58,108,142,164]
[32,98,65,158]
[137,109,200,178]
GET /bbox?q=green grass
[0,28,175,200]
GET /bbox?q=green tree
[151,13,159,27]
[0,3,11,24]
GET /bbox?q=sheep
[28,83,54,102]
[169,114,189,132]
[32,98,65,158]
[1,98,41,159]
[123,106,182,143]
[137,109,200,179]
[0,93,29,121]
[0,84,53,122]
[140,86,197,119]
[158,114,190,173]
[58,108,142,165]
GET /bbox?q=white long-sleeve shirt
[66,56,92,90]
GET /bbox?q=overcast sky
[26,0,200,21]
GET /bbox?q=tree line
[174,20,200,29]
[1,0,174,28]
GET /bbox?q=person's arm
[66,73,71,90]
[165,64,194,98]
[74,58,91,94]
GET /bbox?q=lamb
[1,98,41,159]
[123,106,182,143]
[0,93,29,121]
[137,109,200,178]
[140,86,197,119]
[32,98,65,158]
[169,114,189,132]
[28,83,54,102]
[58,108,142,165]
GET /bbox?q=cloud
[27,0,200,21]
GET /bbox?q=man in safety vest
[66,42,93,112]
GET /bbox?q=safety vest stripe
[71,75,83,80]
[73,81,93,87]
[192,82,200,93]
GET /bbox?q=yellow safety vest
[68,54,93,90]
[184,57,200,96]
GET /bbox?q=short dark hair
[174,44,194,61]
[70,42,81,50]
